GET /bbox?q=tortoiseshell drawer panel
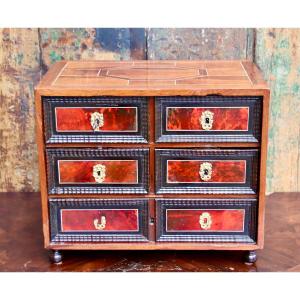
[49,198,149,243]
[46,148,149,194]
[155,96,262,143]
[156,149,258,194]
[156,199,257,243]
[43,96,148,143]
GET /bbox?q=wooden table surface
[0,192,299,272]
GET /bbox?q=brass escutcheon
[200,110,214,130]
[92,164,106,183]
[94,216,106,230]
[90,111,104,131]
[199,162,213,181]
[199,212,212,230]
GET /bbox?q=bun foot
[245,250,257,263]
[49,250,63,264]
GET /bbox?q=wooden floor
[0,192,299,272]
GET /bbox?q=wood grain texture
[43,96,148,144]
[255,29,300,193]
[155,149,259,195]
[46,148,149,195]
[156,198,256,243]
[167,160,246,183]
[39,29,146,73]
[58,160,138,184]
[61,209,139,232]
[166,209,245,232]
[36,60,268,91]
[55,107,137,132]
[0,28,41,192]
[166,107,249,131]
[49,198,149,243]
[147,28,254,60]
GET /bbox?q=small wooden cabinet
[35,60,269,264]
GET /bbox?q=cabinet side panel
[35,90,50,248]
[257,90,270,248]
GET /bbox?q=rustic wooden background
[0,28,299,193]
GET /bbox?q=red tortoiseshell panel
[61,209,139,232]
[166,107,249,131]
[167,160,246,183]
[58,160,138,184]
[55,107,137,132]
[166,209,245,232]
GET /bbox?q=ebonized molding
[155,149,259,194]
[155,96,262,143]
[156,198,257,243]
[46,148,149,194]
[43,96,149,144]
[49,198,149,243]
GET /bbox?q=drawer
[155,96,262,143]
[49,198,149,243]
[156,199,257,243]
[46,148,149,194]
[43,96,148,143]
[156,149,258,194]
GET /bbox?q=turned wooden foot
[245,250,257,263]
[49,250,63,264]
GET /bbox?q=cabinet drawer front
[58,160,138,184]
[156,199,257,243]
[56,107,138,132]
[43,96,148,143]
[61,209,139,232]
[156,96,261,143]
[50,199,149,242]
[166,209,245,232]
[47,148,149,194]
[156,149,258,194]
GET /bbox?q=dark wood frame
[156,198,257,243]
[155,96,262,143]
[43,96,149,144]
[155,149,259,195]
[35,60,270,252]
[49,198,149,243]
[46,148,149,195]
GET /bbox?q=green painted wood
[255,29,300,193]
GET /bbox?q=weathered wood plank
[0,28,41,192]
[147,28,254,60]
[255,29,300,193]
[39,28,146,73]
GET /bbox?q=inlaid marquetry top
[36,60,269,96]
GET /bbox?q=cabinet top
[36,60,269,96]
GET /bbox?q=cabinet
[35,60,269,263]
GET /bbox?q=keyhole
[205,117,210,124]
[96,119,100,126]
[204,169,208,175]
[97,171,101,176]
